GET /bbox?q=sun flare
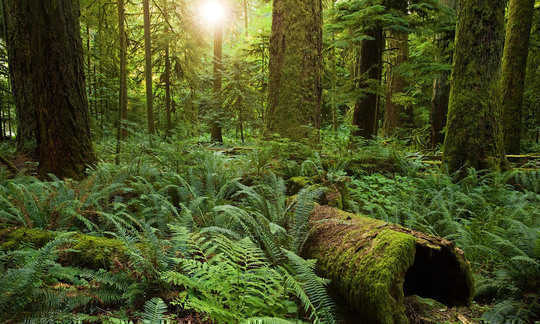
[200,0,226,25]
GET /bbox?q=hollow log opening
[305,205,474,323]
[404,243,471,306]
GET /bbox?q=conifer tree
[4,0,96,178]
[266,0,323,140]
[500,0,535,154]
[143,0,155,134]
[443,0,506,173]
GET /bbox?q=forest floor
[0,135,538,323]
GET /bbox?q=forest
[0,0,538,323]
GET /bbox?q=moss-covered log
[0,228,130,270]
[304,206,474,324]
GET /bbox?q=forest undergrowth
[0,130,538,324]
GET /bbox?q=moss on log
[0,227,129,270]
[304,206,474,324]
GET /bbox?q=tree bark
[353,28,384,138]
[4,0,96,179]
[430,75,450,147]
[430,0,456,148]
[0,97,3,139]
[501,0,535,154]
[143,0,155,135]
[116,0,128,165]
[383,30,410,136]
[163,0,172,137]
[266,0,323,140]
[211,24,223,143]
[304,205,474,324]
[118,0,128,139]
[3,0,37,155]
[442,0,507,174]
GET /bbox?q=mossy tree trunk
[4,0,96,179]
[501,0,535,154]
[353,28,384,138]
[430,0,456,148]
[431,75,450,147]
[3,0,37,155]
[304,206,474,324]
[383,31,410,135]
[266,0,323,140]
[163,0,172,137]
[115,0,128,165]
[143,0,155,135]
[211,24,224,143]
[383,1,410,136]
[442,0,506,174]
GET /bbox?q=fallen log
[0,227,130,270]
[304,205,474,324]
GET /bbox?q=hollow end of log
[305,205,474,324]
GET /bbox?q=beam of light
[199,0,226,26]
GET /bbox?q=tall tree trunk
[143,0,154,135]
[97,5,104,128]
[442,0,506,174]
[0,95,4,139]
[330,0,338,132]
[431,75,450,147]
[430,0,456,148]
[211,24,223,143]
[86,24,95,118]
[383,30,409,136]
[353,28,384,138]
[4,0,96,178]
[116,0,128,164]
[266,0,323,140]
[501,0,535,154]
[7,97,11,138]
[3,0,37,154]
[163,0,172,137]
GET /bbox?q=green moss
[267,0,323,140]
[0,228,129,270]
[68,234,128,269]
[309,224,416,324]
[456,251,475,303]
[500,0,535,154]
[306,206,475,323]
[442,0,507,173]
[287,176,314,195]
[0,228,56,250]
